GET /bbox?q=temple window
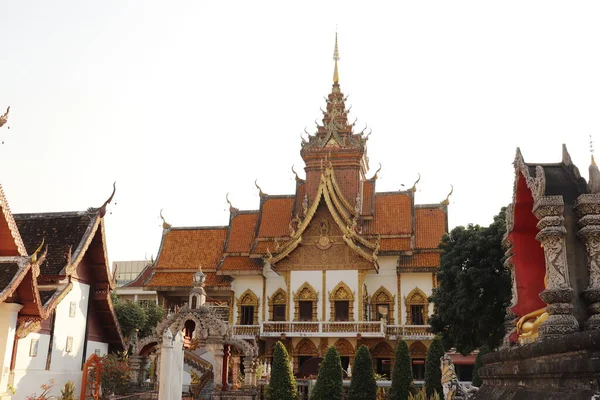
[240,305,255,326]
[329,282,355,322]
[405,288,429,325]
[370,286,395,324]
[191,295,197,309]
[268,288,287,321]
[335,301,350,321]
[299,301,313,321]
[236,289,259,325]
[293,282,319,322]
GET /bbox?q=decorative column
[158,330,174,400]
[575,194,600,330]
[502,233,519,346]
[206,343,224,392]
[222,345,230,390]
[534,196,579,337]
[230,356,241,389]
[243,358,254,387]
[128,355,142,386]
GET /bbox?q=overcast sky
[1,2,600,265]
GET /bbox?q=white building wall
[364,256,398,322]
[290,271,322,320]
[399,272,433,325]
[0,303,22,393]
[13,281,90,400]
[85,341,109,360]
[325,270,358,321]
[231,276,264,324]
[264,267,286,321]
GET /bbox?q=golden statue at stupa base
[515,275,549,343]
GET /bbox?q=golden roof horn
[31,238,45,262]
[160,209,172,230]
[441,185,454,205]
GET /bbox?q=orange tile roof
[398,252,440,267]
[366,193,412,235]
[251,240,275,255]
[362,180,374,215]
[415,208,446,249]
[220,256,263,271]
[146,271,231,287]
[156,228,227,270]
[256,197,295,238]
[379,238,411,252]
[225,213,258,253]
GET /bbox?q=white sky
[1,2,600,265]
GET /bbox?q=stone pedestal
[128,355,143,385]
[243,358,254,388]
[231,356,241,389]
[475,330,600,400]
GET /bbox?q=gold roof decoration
[30,238,45,263]
[408,173,421,193]
[255,179,267,198]
[333,31,340,84]
[0,106,9,128]
[160,209,172,230]
[441,185,454,205]
[226,193,239,213]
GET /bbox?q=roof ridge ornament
[0,106,9,128]
[160,209,172,230]
[291,165,303,182]
[226,193,239,213]
[370,163,382,180]
[590,135,596,167]
[408,173,421,193]
[255,179,267,197]
[97,182,116,218]
[441,185,454,205]
[30,238,45,262]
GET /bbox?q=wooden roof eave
[59,213,101,276]
[0,256,30,303]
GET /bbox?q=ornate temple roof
[0,183,124,349]
[144,34,449,290]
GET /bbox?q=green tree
[389,340,412,400]
[471,345,490,387]
[424,336,444,400]
[113,299,147,342]
[268,341,297,400]
[100,354,130,395]
[311,346,343,400]
[348,345,376,400]
[138,301,165,338]
[429,207,511,355]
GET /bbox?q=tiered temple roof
[145,35,449,291]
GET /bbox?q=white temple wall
[231,276,264,324]
[85,341,109,360]
[325,270,358,322]
[399,272,433,325]
[0,303,21,393]
[364,256,398,322]
[290,271,322,320]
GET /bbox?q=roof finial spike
[226,192,238,213]
[255,179,267,197]
[159,209,172,230]
[333,30,340,84]
[590,135,596,166]
[441,184,454,205]
[31,238,45,262]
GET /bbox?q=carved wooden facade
[405,287,429,325]
[329,281,355,321]
[293,282,319,321]
[268,288,287,321]
[236,289,259,325]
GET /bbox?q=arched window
[268,288,287,321]
[236,289,259,325]
[293,282,318,322]
[405,288,429,325]
[371,341,395,378]
[333,338,355,371]
[370,286,395,324]
[329,282,354,322]
[191,295,198,309]
[293,338,318,375]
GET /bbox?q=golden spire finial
[590,135,596,166]
[333,30,340,84]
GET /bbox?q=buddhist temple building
[0,183,124,399]
[144,35,473,381]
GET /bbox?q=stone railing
[385,325,433,339]
[232,325,261,338]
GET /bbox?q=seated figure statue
[515,276,549,344]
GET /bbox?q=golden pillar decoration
[283,271,291,321]
[358,270,367,321]
[397,274,402,325]
[322,271,326,321]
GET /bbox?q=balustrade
[233,321,431,338]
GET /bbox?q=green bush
[424,337,444,400]
[267,341,297,400]
[100,354,131,395]
[390,340,412,400]
[311,346,343,400]
[348,345,376,400]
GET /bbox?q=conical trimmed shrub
[348,345,377,400]
[424,336,444,400]
[268,341,297,400]
[310,346,343,400]
[389,340,412,400]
